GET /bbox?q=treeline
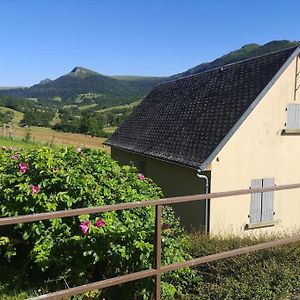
[52,110,105,137]
[0,96,56,128]
[20,108,56,127]
[52,106,134,137]
[0,95,135,137]
[99,106,134,126]
[0,95,36,111]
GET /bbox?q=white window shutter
[286,104,300,130]
[250,179,263,224]
[261,178,275,222]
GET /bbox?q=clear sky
[0,0,299,86]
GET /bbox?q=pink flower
[79,220,90,235]
[19,162,29,174]
[31,185,41,195]
[1,146,7,151]
[11,154,20,160]
[95,219,105,228]
[10,146,17,151]
[138,173,145,180]
[162,223,170,230]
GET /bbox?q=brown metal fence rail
[1,183,300,300]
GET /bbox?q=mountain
[0,86,24,90]
[0,40,299,110]
[0,67,165,108]
[172,40,300,79]
[67,66,100,78]
[38,78,53,85]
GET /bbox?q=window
[285,104,300,133]
[249,178,275,227]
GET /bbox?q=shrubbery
[0,146,190,299]
[179,233,300,300]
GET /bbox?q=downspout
[196,169,209,234]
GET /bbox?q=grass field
[0,126,110,152]
[0,106,111,151]
[0,107,24,126]
[97,100,141,113]
[0,136,42,149]
[103,126,117,134]
[78,103,98,110]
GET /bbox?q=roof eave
[106,143,199,170]
[199,46,300,172]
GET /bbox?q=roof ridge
[159,45,299,87]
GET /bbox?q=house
[105,46,300,235]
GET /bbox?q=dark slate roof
[106,46,300,169]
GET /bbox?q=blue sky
[0,0,299,86]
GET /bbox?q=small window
[285,104,300,133]
[249,178,275,227]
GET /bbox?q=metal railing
[1,183,300,300]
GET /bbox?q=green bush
[0,146,190,299]
[178,233,300,300]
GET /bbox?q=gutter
[107,143,198,171]
[196,169,209,234]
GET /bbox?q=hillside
[0,86,24,90]
[172,40,300,79]
[0,106,24,126]
[0,67,165,108]
[0,40,299,111]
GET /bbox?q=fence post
[154,205,162,300]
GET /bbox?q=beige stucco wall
[111,148,208,231]
[209,55,300,235]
